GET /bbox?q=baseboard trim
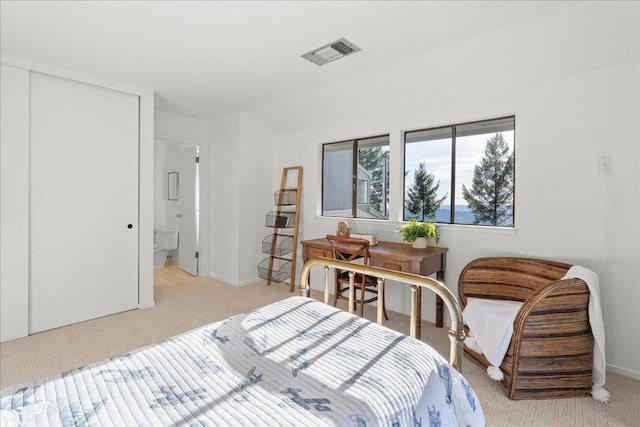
[607,363,640,380]
[208,272,238,286]
[138,301,155,309]
[207,272,269,288]
[237,278,265,287]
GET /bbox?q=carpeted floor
[1,263,638,426]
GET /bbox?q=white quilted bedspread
[1,296,483,426]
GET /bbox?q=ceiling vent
[301,38,361,66]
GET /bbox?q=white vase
[427,237,437,247]
[412,237,427,249]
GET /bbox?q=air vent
[301,38,361,66]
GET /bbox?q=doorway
[154,137,208,277]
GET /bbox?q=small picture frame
[168,172,179,201]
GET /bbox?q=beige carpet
[1,264,638,426]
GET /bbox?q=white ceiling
[1,1,575,120]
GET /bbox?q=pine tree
[406,162,446,221]
[461,133,514,225]
[358,146,388,215]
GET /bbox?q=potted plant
[396,219,438,248]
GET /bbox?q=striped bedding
[1,296,484,426]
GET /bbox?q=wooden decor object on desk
[336,221,351,237]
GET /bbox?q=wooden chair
[326,235,388,320]
[458,257,593,400]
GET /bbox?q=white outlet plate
[598,155,612,173]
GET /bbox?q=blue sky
[404,131,514,205]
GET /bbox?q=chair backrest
[458,257,572,307]
[325,235,370,266]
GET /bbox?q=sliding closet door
[30,72,139,333]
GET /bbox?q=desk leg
[435,270,444,328]
[435,296,443,328]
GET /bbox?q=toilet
[154,228,179,268]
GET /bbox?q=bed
[1,258,484,426]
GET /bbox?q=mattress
[1,296,483,426]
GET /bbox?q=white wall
[207,112,274,285]
[157,142,191,262]
[138,85,155,310]
[155,109,208,142]
[164,143,186,231]
[263,4,639,378]
[238,113,276,284]
[251,2,639,136]
[208,113,241,284]
[154,139,168,228]
[0,64,30,341]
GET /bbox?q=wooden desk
[300,238,448,332]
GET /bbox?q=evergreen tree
[405,162,446,221]
[461,133,514,225]
[358,147,388,215]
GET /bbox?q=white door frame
[154,133,209,277]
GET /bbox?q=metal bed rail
[299,257,465,372]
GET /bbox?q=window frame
[321,134,390,220]
[357,179,369,204]
[403,116,516,227]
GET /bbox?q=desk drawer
[308,248,332,259]
[371,257,412,273]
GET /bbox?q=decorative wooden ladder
[258,166,303,292]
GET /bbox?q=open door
[176,145,199,276]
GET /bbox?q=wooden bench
[458,257,593,400]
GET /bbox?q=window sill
[315,215,396,226]
[436,223,519,235]
[316,215,518,234]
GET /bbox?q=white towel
[462,297,523,379]
[563,265,610,403]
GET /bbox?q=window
[323,135,389,219]
[404,117,515,226]
[357,179,369,204]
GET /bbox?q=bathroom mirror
[168,172,179,201]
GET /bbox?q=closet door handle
[127,224,133,229]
